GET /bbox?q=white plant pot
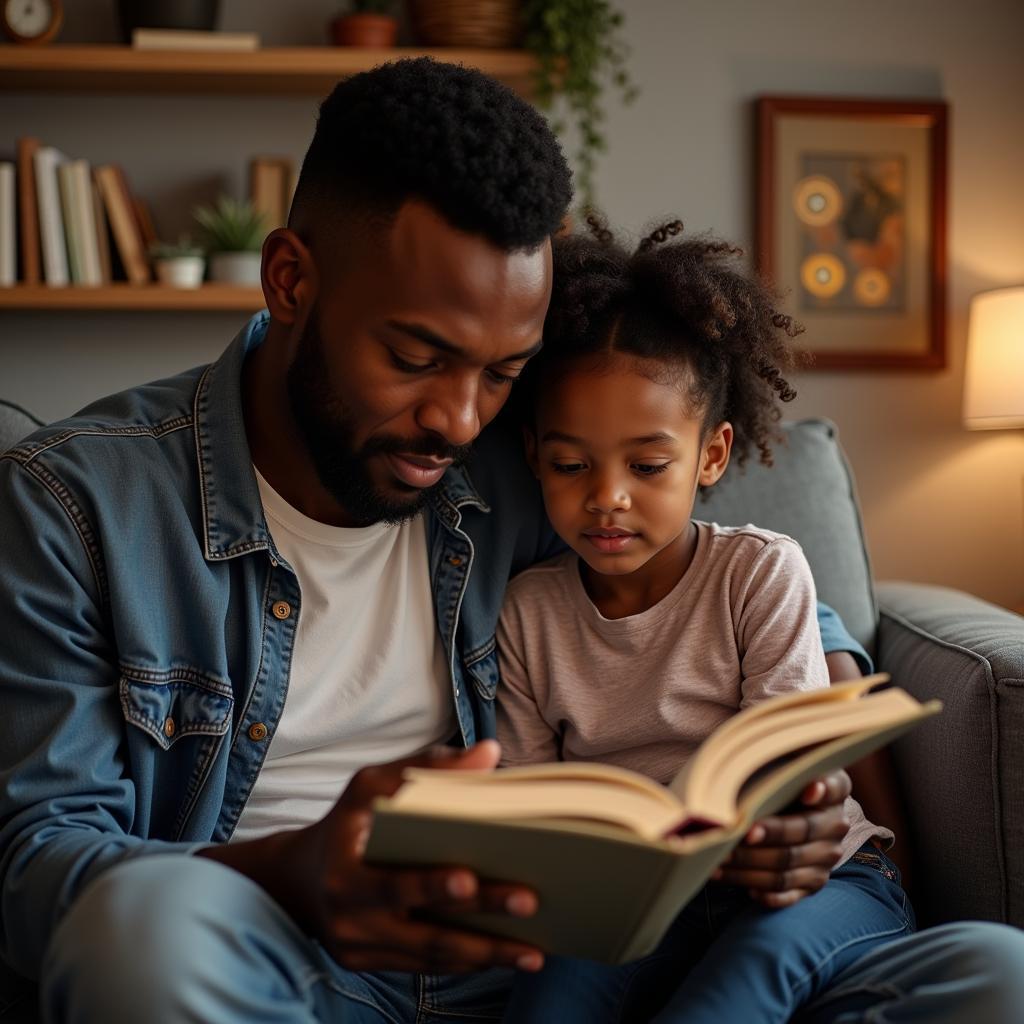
[209,251,262,286]
[155,256,205,289]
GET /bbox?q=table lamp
[963,286,1024,430]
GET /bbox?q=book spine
[132,196,157,253]
[131,29,260,51]
[91,175,113,284]
[34,148,69,287]
[250,158,285,231]
[0,164,14,287]
[69,161,101,286]
[57,162,81,285]
[16,137,41,286]
[114,167,150,285]
[96,165,149,285]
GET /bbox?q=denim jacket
[0,313,867,979]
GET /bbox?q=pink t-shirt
[496,520,891,864]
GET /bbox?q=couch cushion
[0,400,42,455]
[698,418,877,656]
[876,581,1024,927]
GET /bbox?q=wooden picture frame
[756,96,948,371]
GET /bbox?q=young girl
[496,219,913,1024]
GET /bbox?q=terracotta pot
[329,14,398,47]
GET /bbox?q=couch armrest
[876,580,1024,927]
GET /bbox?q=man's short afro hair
[291,57,573,250]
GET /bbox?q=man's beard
[286,313,471,527]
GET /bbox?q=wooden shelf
[0,45,536,95]
[0,284,265,311]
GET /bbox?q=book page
[388,773,686,840]
[677,688,935,823]
[403,761,681,808]
[668,674,886,804]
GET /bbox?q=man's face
[287,201,552,526]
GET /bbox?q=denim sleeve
[817,600,873,675]
[0,459,200,979]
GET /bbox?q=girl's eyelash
[550,462,670,476]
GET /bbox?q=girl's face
[528,351,732,583]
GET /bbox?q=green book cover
[366,681,940,964]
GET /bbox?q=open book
[366,675,941,964]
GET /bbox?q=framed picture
[756,96,948,371]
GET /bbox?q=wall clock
[2,0,63,45]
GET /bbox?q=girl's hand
[711,770,851,908]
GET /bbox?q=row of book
[0,138,296,289]
[0,137,156,288]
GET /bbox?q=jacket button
[272,601,291,620]
[163,717,175,738]
[248,722,268,741]
[448,555,463,566]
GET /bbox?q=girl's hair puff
[533,216,803,470]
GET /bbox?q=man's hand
[711,769,851,909]
[200,740,545,974]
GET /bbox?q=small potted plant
[149,236,206,289]
[329,0,398,47]
[193,196,268,286]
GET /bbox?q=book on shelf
[131,28,260,51]
[95,164,150,286]
[366,674,941,964]
[16,137,41,286]
[33,146,70,287]
[56,162,80,284]
[250,156,294,232]
[91,177,113,284]
[0,162,15,287]
[132,196,158,254]
[58,160,103,287]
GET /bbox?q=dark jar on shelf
[116,0,221,42]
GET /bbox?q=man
[1,59,1022,1023]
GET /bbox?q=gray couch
[0,410,1020,1019]
[700,418,1024,929]
[0,402,41,455]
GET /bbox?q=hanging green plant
[523,0,639,211]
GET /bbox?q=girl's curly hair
[529,216,803,469]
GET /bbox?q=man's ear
[699,421,733,487]
[261,228,318,326]
[523,425,541,479]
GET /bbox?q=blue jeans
[503,843,912,1023]
[24,853,1024,1023]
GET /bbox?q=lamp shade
[963,286,1024,430]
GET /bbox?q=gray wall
[2,0,1023,609]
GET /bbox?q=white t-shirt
[230,469,454,842]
